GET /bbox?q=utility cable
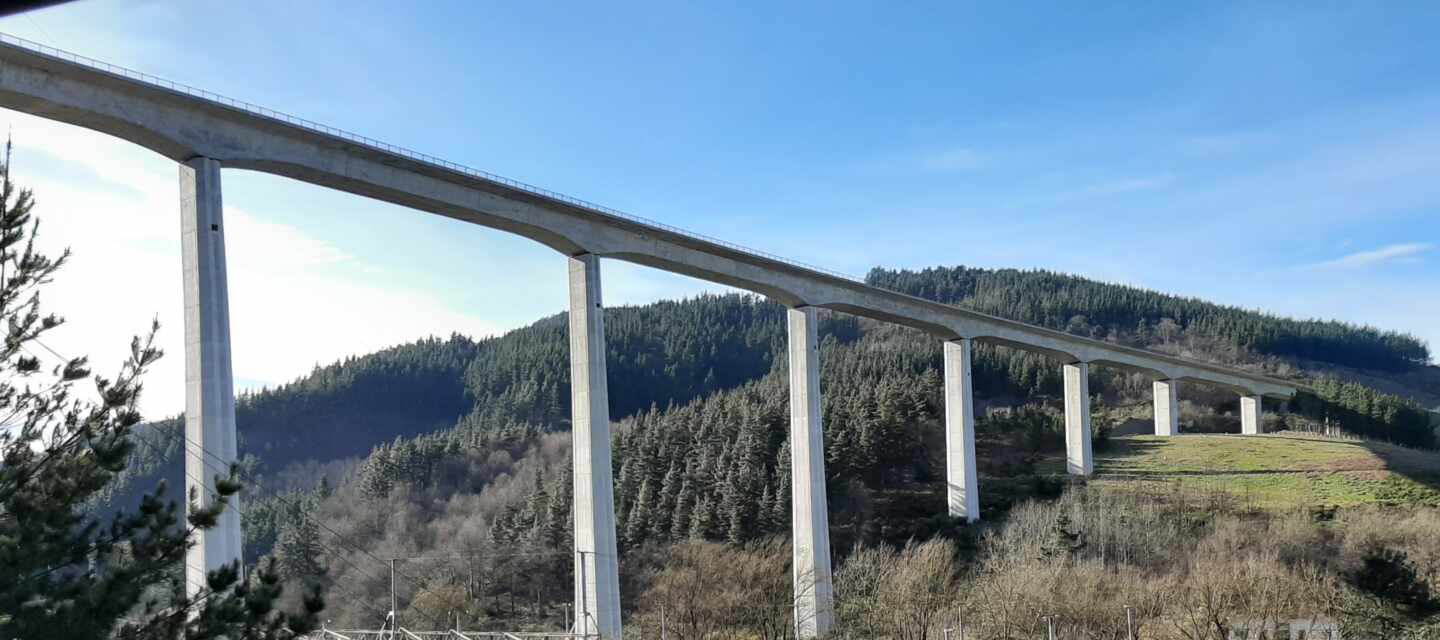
[31,337,542,630]
[129,430,429,628]
[27,337,432,629]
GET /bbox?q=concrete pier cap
[0,37,1313,640]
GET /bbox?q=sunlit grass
[1048,433,1440,509]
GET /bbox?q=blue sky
[3,1,1437,417]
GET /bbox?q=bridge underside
[0,36,1303,639]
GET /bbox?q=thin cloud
[1300,243,1432,271]
[4,109,506,418]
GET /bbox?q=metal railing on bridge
[0,32,862,284]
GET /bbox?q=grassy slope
[1074,433,1440,509]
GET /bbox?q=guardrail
[0,31,861,283]
[309,629,598,640]
[0,31,1303,394]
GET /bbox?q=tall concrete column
[1062,362,1093,476]
[568,254,622,640]
[1153,379,1179,437]
[943,339,979,522]
[788,306,834,639]
[179,157,242,598]
[1240,395,1263,435]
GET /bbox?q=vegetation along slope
[97,264,1440,636]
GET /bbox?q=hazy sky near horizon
[2,1,1437,418]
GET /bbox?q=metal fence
[306,617,1343,640]
[0,31,861,284]
[307,629,598,640]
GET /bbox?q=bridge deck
[0,33,1298,397]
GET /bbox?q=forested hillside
[867,265,1430,372]
[102,296,789,508]
[98,264,1437,629]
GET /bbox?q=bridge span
[0,34,1299,639]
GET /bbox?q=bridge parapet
[0,34,1310,640]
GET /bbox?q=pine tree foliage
[273,489,326,584]
[868,265,1430,371]
[1292,378,1436,449]
[69,225,1438,626]
[0,150,321,638]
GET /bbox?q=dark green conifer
[0,149,321,639]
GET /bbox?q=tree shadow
[1352,438,1440,496]
[1095,434,1440,500]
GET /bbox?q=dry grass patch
[1067,433,1440,510]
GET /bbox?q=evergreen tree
[670,477,696,541]
[0,151,321,639]
[625,477,655,548]
[651,462,682,544]
[689,494,719,540]
[541,466,571,548]
[274,494,325,583]
[868,265,1430,371]
[772,441,792,529]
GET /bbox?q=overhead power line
[34,337,558,629]
[125,429,412,627]
[161,424,472,627]
[23,338,426,628]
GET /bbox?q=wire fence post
[1125,605,1135,640]
[390,558,399,631]
[1041,614,1057,640]
[660,604,667,640]
[578,550,590,638]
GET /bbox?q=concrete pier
[1153,379,1179,436]
[943,339,979,522]
[1062,362,1093,476]
[0,39,1311,640]
[1240,395,1263,435]
[788,306,834,639]
[179,157,242,597]
[567,254,622,640]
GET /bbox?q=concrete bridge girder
[802,288,965,340]
[0,47,1300,403]
[0,39,1312,640]
[961,328,1182,381]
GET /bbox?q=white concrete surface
[1063,362,1093,476]
[0,39,1300,403]
[788,307,834,639]
[179,157,242,597]
[568,254,622,640]
[943,339,979,522]
[0,39,1317,636]
[1154,379,1179,437]
[1241,395,1263,435]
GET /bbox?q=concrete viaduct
[0,35,1298,639]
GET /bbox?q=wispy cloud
[1299,243,1432,271]
[4,110,505,418]
[921,148,985,171]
